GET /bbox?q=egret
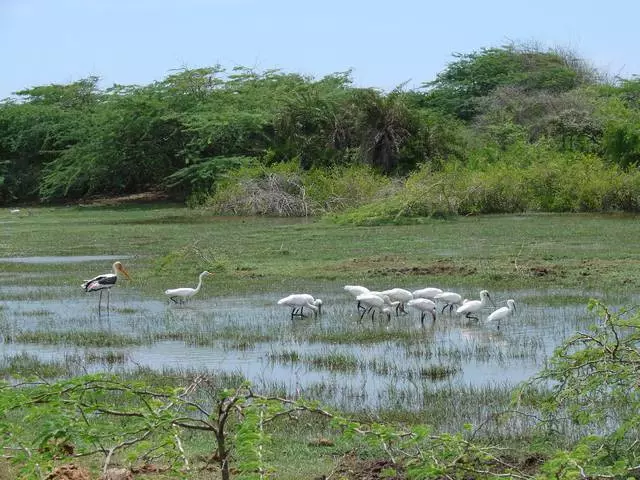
[380,288,413,315]
[355,293,394,322]
[344,285,370,313]
[456,290,495,321]
[433,291,463,314]
[165,271,214,304]
[82,261,131,315]
[277,294,323,319]
[486,299,516,329]
[412,287,443,300]
[406,298,436,325]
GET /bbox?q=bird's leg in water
[106,289,111,316]
[98,290,103,316]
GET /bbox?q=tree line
[1,43,639,210]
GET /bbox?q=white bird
[406,298,437,325]
[456,290,495,321]
[344,285,370,313]
[356,293,394,322]
[165,271,214,304]
[380,288,413,315]
[277,293,323,319]
[486,299,516,329]
[412,287,443,300]
[82,261,131,315]
[434,291,464,314]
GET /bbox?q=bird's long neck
[194,273,206,293]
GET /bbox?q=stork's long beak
[119,267,132,280]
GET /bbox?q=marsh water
[0,255,598,419]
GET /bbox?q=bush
[332,141,640,224]
[207,161,391,216]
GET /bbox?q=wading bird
[344,285,370,313]
[412,287,443,300]
[456,290,495,321]
[165,271,213,304]
[380,288,413,315]
[486,299,516,329]
[82,261,131,315]
[277,294,323,319]
[356,293,395,322]
[406,298,437,325]
[434,291,464,314]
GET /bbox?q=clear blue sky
[1,0,639,98]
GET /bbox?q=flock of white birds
[82,262,516,328]
[278,286,517,329]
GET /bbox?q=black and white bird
[165,271,213,304]
[277,294,323,319]
[82,261,131,315]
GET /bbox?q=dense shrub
[206,161,391,216]
[332,142,640,224]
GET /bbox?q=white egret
[433,291,463,314]
[380,288,413,315]
[406,298,436,325]
[412,287,443,300]
[355,293,394,322]
[486,299,516,329]
[277,293,323,319]
[82,261,131,315]
[456,290,495,321]
[344,285,370,313]
[165,271,214,304]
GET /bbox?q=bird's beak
[120,267,132,280]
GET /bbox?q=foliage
[515,300,640,478]
[0,45,639,208]
[207,161,392,216]
[333,141,640,224]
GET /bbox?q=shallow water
[0,269,597,414]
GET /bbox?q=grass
[1,205,639,479]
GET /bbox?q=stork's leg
[465,312,478,322]
[359,308,366,321]
[420,312,425,326]
[98,290,103,316]
[106,289,110,316]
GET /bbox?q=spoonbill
[456,290,495,321]
[433,291,463,314]
[380,288,413,315]
[412,287,443,300]
[344,285,370,313]
[82,261,131,315]
[486,299,516,329]
[355,293,394,322]
[406,298,436,325]
[277,294,323,319]
[165,271,214,304]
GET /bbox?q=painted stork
[165,271,214,304]
[277,293,323,319]
[81,261,131,315]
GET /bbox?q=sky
[1,0,639,98]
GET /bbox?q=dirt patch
[45,464,91,480]
[337,258,477,278]
[333,455,405,480]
